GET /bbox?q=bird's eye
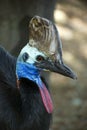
[36,55,45,62]
[22,52,29,62]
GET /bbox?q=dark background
[0,0,87,130]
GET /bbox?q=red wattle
[39,83,53,114]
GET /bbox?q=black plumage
[0,46,52,130]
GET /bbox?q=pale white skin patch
[18,44,46,64]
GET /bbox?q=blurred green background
[0,0,87,130]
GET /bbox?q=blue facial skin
[16,61,43,88]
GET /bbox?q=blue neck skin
[16,61,53,114]
[16,61,43,88]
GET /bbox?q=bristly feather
[0,46,16,87]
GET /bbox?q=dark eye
[36,55,45,62]
[22,52,29,62]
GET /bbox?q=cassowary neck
[16,62,53,114]
[18,78,51,130]
[19,77,47,114]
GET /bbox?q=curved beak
[35,59,77,79]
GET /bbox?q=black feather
[0,46,52,130]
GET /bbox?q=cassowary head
[16,16,77,114]
[28,16,76,79]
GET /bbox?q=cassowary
[0,16,77,130]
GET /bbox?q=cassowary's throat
[16,62,53,113]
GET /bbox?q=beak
[35,59,77,79]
